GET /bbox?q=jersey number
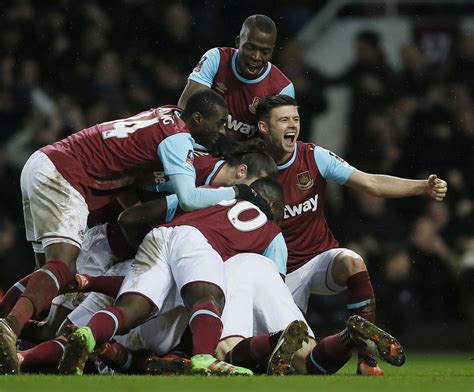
[226,200,267,232]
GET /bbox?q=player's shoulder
[268,62,292,84]
[155,105,188,137]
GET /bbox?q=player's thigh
[286,248,350,312]
[119,227,174,311]
[170,226,226,296]
[21,150,88,252]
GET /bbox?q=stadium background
[0,0,472,351]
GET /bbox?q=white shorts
[117,307,190,355]
[119,226,225,311]
[69,260,188,356]
[52,224,118,310]
[21,150,88,251]
[286,248,362,312]
[220,253,314,340]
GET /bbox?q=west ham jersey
[188,47,294,136]
[164,198,286,272]
[41,106,195,211]
[278,142,354,273]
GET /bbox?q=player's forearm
[366,175,427,198]
[170,173,236,211]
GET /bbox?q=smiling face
[258,105,300,164]
[235,25,276,79]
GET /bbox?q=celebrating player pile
[0,13,448,378]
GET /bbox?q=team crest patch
[248,96,260,114]
[296,171,314,190]
[216,82,227,94]
[193,56,207,73]
[186,149,194,167]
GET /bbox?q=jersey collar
[277,144,298,170]
[232,51,272,84]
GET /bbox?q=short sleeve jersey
[164,199,282,262]
[278,142,355,273]
[188,47,294,136]
[41,106,194,211]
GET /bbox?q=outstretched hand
[426,174,447,201]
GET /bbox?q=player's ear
[235,36,240,49]
[257,120,268,135]
[191,112,203,125]
[237,164,247,179]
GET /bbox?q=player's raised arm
[178,48,220,108]
[345,170,448,200]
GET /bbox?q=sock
[88,306,125,345]
[7,260,74,335]
[81,275,125,298]
[188,301,222,355]
[0,274,32,317]
[19,338,66,368]
[346,271,376,323]
[225,332,282,370]
[305,329,353,374]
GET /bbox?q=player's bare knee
[332,253,366,286]
[115,293,153,329]
[181,282,225,312]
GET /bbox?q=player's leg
[59,228,175,375]
[0,152,87,374]
[216,254,310,375]
[172,227,251,375]
[286,248,383,375]
[330,250,382,375]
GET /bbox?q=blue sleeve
[314,146,355,185]
[170,173,236,211]
[279,82,295,98]
[262,233,288,276]
[165,195,179,223]
[158,133,196,177]
[188,48,220,88]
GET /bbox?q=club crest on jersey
[185,150,194,167]
[248,97,260,114]
[296,171,314,190]
[193,56,207,73]
[216,82,227,94]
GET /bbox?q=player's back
[42,106,186,196]
[165,199,281,261]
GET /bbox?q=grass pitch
[0,352,471,392]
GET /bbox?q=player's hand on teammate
[233,183,274,220]
[426,174,447,201]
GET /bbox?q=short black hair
[181,89,227,120]
[250,177,284,222]
[255,94,298,123]
[242,14,277,35]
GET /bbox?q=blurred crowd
[0,0,472,334]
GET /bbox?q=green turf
[0,353,472,392]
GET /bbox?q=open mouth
[246,64,261,75]
[283,132,296,146]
